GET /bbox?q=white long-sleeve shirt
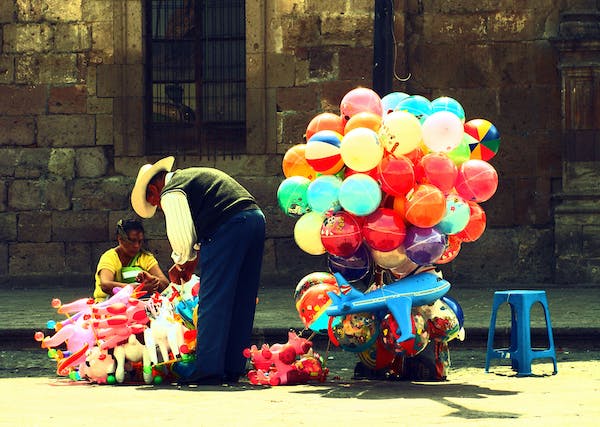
[161,172,199,265]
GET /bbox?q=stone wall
[0,0,595,289]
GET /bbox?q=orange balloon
[344,112,383,134]
[306,113,345,141]
[282,144,317,180]
[404,184,446,227]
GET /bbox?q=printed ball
[436,194,470,235]
[378,111,422,156]
[321,211,363,257]
[339,173,382,216]
[282,144,317,180]
[277,176,311,217]
[297,283,339,333]
[305,130,345,174]
[464,118,500,161]
[294,271,338,305]
[380,312,429,356]
[436,234,462,265]
[381,91,410,114]
[454,159,498,202]
[328,312,380,353]
[344,111,383,133]
[306,112,345,141]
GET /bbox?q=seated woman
[93,219,169,302]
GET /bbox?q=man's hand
[169,257,198,284]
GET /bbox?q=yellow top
[93,248,159,301]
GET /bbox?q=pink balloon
[454,159,498,202]
[419,152,458,194]
[340,87,383,121]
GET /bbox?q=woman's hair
[116,218,144,237]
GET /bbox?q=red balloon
[404,184,446,228]
[403,146,425,166]
[306,113,345,141]
[377,155,415,197]
[361,208,406,252]
[436,234,462,264]
[455,201,486,242]
[419,152,458,194]
[321,211,363,257]
[454,159,498,202]
[345,165,378,180]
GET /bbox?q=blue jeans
[192,208,265,380]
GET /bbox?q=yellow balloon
[378,111,422,156]
[340,127,384,172]
[294,211,326,255]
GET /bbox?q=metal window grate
[145,0,246,158]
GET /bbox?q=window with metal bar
[145,0,246,157]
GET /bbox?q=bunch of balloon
[279,87,499,379]
[277,86,500,280]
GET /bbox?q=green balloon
[277,176,311,217]
[447,133,473,166]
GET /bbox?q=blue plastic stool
[485,290,558,376]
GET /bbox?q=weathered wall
[0,0,596,289]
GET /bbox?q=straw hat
[131,156,175,218]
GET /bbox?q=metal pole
[373,0,394,97]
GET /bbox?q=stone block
[9,242,65,275]
[0,212,17,241]
[48,148,76,179]
[277,111,313,146]
[96,64,122,97]
[0,148,18,177]
[18,211,51,242]
[320,14,372,47]
[276,86,319,112]
[338,46,373,81]
[95,114,114,146]
[488,10,546,41]
[13,148,50,178]
[499,84,560,134]
[72,176,133,211]
[266,53,296,87]
[75,147,108,178]
[273,237,327,282]
[0,85,46,115]
[280,14,321,50]
[8,179,42,210]
[38,114,95,147]
[0,116,35,146]
[214,155,281,178]
[306,48,336,80]
[82,0,113,22]
[0,55,15,84]
[90,21,115,65]
[52,211,107,242]
[45,176,71,210]
[145,239,172,272]
[3,23,53,53]
[0,180,5,212]
[54,23,91,52]
[423,13,488,43]
[16,0,43,22]
[43,0,82,22]
[49,85,87,113]
[87,96,113,114]
[320,80,356,112]
[65,242,94,274]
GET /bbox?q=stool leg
[485,298,503,372]
[541,297,558,375]
[509,304,519,371]
[514,300,533,376]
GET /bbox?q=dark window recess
[145,0,246,158]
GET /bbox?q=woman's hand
[136,271,161,294]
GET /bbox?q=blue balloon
[431,96,466,122]
[327,243,372,282]
[307,175,342,213]
[339,174,381,216]
[381,92,410,115]
[436,195,470,235]
[441,295,464,328]
[397,95,433,124]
